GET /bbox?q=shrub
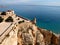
[0,17,4,23]
[18,20,24,24]
[1,11,6,15]
[5,16,13,22]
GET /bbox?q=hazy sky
[0,0,60,6]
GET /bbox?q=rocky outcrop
[17,22,45,45]
[17,22,59,45]
[0,10,59,45]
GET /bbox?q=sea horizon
[0,5,60,33]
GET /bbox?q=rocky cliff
[0,10,60,45]
[17,22,60,45]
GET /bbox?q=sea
[0,5,60,33]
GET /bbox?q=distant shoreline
[0,5,7,8]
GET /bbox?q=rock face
[17,22,59,45]
[0,10,59,45]
[17,22,45,45]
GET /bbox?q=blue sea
[0,5,60,33]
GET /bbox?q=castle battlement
[6,10,14,15]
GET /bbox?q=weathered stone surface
[17,22,45,45]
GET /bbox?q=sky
[0,0,60,6]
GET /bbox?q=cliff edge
[0,10,60,45]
